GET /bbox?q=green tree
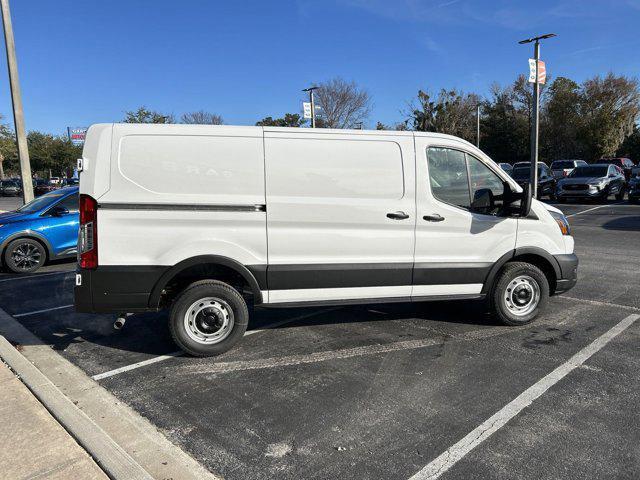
[617,124,640,161]
[577,73,640,160]
[123,106,174,124]
[541,77,582,160]
[255,113,306,127]
[409,89,480,143]
[375,120,408,131]
[480,82,530,165]
[0,118,17,178]
[27,132,82,177]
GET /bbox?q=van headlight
[550,211,570,236]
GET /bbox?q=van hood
[540,201,563,215]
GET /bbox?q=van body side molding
[98,203,266,212]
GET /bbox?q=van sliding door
[263,130,416,304]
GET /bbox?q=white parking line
[92,351,183,381]
[0,271,73,283]
[91,307,340,381]
[565,202,624,218]
[13,304,74,318]
[408,313,640,480]
[561,295,640,312]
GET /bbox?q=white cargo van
[75,124,577,356]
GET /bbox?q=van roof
[101,122,476,147]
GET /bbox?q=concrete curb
[0,335,154,480]
[0,306,220,480]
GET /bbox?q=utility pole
[1,0,33,202]
[302,86,320,128]
[476,104,480,148]
[519,33,556,199]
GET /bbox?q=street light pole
[476,104,480,148]
[1,0,33,202]
[302,86,320,128]
[519,33,556,200]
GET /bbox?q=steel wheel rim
[11,243,42,270]
[504,275,540,317]
[183,297,234,345]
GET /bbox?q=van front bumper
[553,253,578,294]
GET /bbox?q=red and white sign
[528,59,546,84]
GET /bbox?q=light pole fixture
[302,86,320,128]
[518,33,556,199]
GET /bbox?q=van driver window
[427,147,506,214]
[427,147,470,208]
[467,154,505,209]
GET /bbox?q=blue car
[0,187,78,273]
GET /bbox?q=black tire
[557,197,566,204]
[490,262,549,326]
[616,186,625,201]
[169,280,248,357]
[3,238,47,273]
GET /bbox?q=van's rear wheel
[169,280,248,356]
[491,262,549,326]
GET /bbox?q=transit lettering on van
[74,123,578,357]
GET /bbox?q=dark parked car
[556,164,626,203]
[510,164,556,200]
[498,163,513,175]
[550,159,588,179]
[0,180,22,197]
[62,177,79,187]
[34,179,57,196]
[599,158,635,181]
[628,170,640,203]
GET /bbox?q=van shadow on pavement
[11,298,496,358]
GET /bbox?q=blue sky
[1,0,639,134]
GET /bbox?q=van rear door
[264,130,415,303]
[413,137,518,297]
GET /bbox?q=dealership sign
[68,127,88,146]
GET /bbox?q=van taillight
[79,194,98,269]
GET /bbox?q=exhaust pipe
[114,313,132,330]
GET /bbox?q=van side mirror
[518,182,533,217]
[502,181,532,217]
[471,188,494,214]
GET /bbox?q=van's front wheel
[491,262,549,326]
[169,280,248,356]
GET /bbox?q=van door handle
[387,211,409,220]
[423,214,445,222]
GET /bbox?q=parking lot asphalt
[0,195,22,213]
[0,201,639,479]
